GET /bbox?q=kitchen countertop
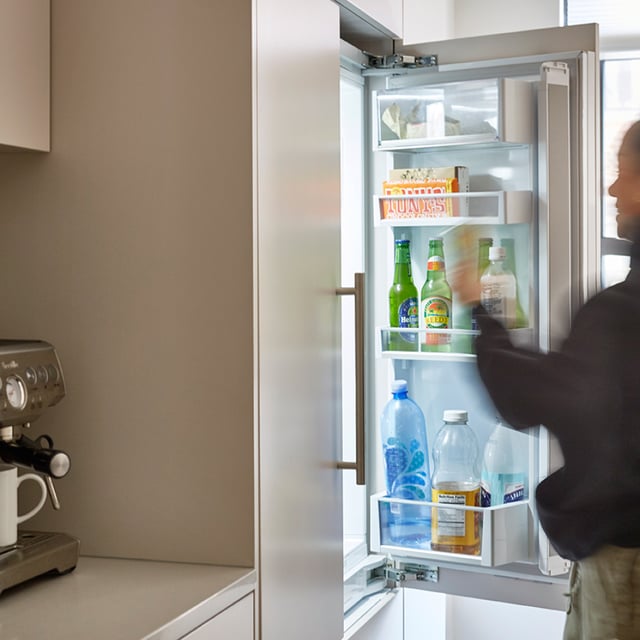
[0,555,256,640]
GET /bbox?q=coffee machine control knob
[49,451,71,478]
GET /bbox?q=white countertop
[0,556,256,640]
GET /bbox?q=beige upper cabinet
[0,0,49,151]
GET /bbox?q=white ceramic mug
[0,463,47,547]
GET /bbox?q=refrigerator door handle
[336,272,366,485]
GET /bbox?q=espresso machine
[0,340,79,594]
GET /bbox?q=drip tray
[0,531,79,595]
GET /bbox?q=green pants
[564,545,640,640]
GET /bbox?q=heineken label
[398,297,419,328]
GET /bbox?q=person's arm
[473,298,621,440]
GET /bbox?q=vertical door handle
[336,272,365,485]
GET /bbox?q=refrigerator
[338,23,600,638]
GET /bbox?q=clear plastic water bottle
[380,379,431,547]
[480,419,526,506]
[430,410,481,555]
[480,246,517,329]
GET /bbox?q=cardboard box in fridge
[381,166,469,220]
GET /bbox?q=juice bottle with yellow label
[430,410,481,555]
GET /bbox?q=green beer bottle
[420,238,452,352]
[389,239,419,351]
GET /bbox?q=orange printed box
[381,166,469,220]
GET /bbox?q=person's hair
[626,120,640,159]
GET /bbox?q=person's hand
[449,253,481,306]
[447,226,481,306]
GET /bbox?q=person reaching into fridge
[450,119,640,640]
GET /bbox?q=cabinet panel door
[0,0,49,150]
[256,0,343,639]
[185,594,254,640]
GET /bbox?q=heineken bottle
[389,239,419,352]
[420,238,452,352]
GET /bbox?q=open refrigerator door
[340,24,599,617]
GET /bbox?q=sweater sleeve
[473,300,621,440]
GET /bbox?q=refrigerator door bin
[375,191,532,226]
[370,492,531,568]
[378,327,535,360]
[374,77,533,150]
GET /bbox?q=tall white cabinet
[255,0,343,638]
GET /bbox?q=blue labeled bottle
[380,379,431,547]
[480,418,526,506]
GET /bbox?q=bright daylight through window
[567,0,640,286]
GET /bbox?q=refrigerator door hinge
[366,53,438,70]
[379,561,439,587]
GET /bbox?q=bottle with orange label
[420,238,452,352]
[430,410,481,555]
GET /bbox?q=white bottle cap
[391,379,408,393]
[443,409,468,423]
[489,246,506,261]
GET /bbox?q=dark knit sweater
[474,242,640,561]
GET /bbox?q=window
[566,1,640,286]
[601,59,640,286]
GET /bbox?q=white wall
[403,0,455,45]
[455,0,562,38]
[403,0,562,45]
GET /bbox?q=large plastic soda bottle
[480,419,527,507]
[420,238,452,352]
[480,246,517,329]
[380,379,431,547]
[389,239,419,351]
[430,410,481,555]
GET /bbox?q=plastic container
[380,379,431,547]
[471,237,493,331]
[480,246,516,329]
[500,238,527,328]
[430,410,481,555]
[481,419,526,506]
